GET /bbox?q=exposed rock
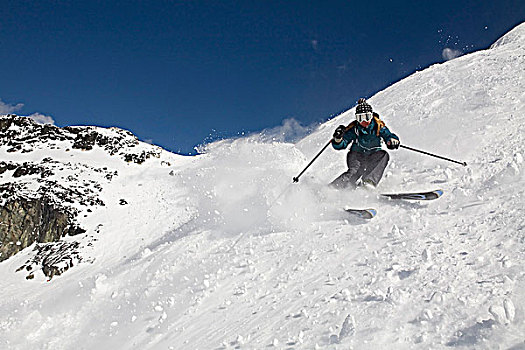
[14,162,54,178]
[71,130,99,150]
[124,150,161,164]
[17,240,90,280]
[0,198,84,263]
[0,161,17,175]
[0,114,162,163]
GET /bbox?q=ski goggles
[356,112,373,123]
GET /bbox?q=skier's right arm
[331,125,354,150]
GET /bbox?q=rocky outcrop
[0,114,168,279]
[0,114,160,279]
[0,161,54,178]
[17,241,88,280]
[0,114,161,163]
[0,198,84,262]
[0,161,18,174]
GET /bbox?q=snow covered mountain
[0,23,524,349]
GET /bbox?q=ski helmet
[356,98,373,114]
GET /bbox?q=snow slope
[0,23,524,349]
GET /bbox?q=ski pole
[400,144,467,166]
[293,139,333,183]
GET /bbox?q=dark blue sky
[1,1,524,154]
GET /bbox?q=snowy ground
[0,23,524,349]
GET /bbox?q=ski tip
[345,208,377,219]
[435,189,444,198]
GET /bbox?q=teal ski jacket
[332,118,399,155]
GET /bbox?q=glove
[333,125,346,143]
[387,138,400,150]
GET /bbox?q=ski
[345,208,377,219]
[381,189,443,201]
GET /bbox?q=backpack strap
[345,120,358,131]
[373,114,386,136]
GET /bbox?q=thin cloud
[0,99,24,114]
[27,113,55,125]
[0,98,55,125]
[442,48,462,61]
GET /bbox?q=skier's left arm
[379,126,400,150]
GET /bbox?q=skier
[331,98,400,189]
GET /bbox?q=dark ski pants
[331,150,389,189]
